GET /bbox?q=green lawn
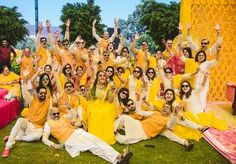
[0,120,230,164]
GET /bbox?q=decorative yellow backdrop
[180,0,236,101]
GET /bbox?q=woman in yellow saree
[0,65,21,98]
[84,71,116,144]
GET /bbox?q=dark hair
[79,85,85,89]
[90,71,107,99]
[105,66,115,82]
[76,66,84,74]
[44,64,52,71]
[40,37,47,42]
[106,42,114,51]
[117,67,125,74]
[39,73,53,96]
[164,102,173,112]
[36,85,47,94]
[195,50,206,63]
[201,39,209,44]
[62,63,72,76]
[141,40,148,45]
[121,47,129,54]
[61,39,69,44]
[179,81,192,99]
[117,87,129,104]
[124,98,134,106]
[64,81,74,88]
[1,65,10,73]
[164,67,173,73]
[133,66,143,79]
[164,89,175,105]
[146,67,156,81]
[183,47,193,58]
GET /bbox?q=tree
[60,0,105,47]
[138,0,180,48]
[0,6,29,46]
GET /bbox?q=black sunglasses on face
[182,85,189,88]
[201,42,208,45]
[127,102,134,107]
[65,85,73,88]
[52,112,59,116]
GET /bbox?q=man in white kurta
[42,107,133,164]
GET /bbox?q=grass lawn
[0,120,230,164]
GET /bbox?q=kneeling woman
[84,71,116,144]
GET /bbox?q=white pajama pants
[64,129,120,164]
[6,118,43,148]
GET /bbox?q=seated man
[2,85,52,157]
[115,97,208,151]
[42,107,133,164]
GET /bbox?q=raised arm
[161,39,175,57]
[209,24,222,55]
[54,69,64,95]
[176,23,183,54]
[64,18,70,40]
[92,19,101,42]
[22,70,33,104]
[31,67,43,89]
[46,20,54,48]
[131,32,139,54]
[69,35,81,54]
[186,24,199,51]
[35,22,43,50]
[110,18,118,42]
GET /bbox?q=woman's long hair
[105,66,115,82]
[117,87,129,104]
[146,67,156,81]
[90,70,107,99]
[62,63,72,77]
[39,73,53,96]
[179,81,192,99]
[164,89,175,105]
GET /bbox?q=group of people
[0,18,228,163]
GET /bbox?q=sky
[0,0,179,27]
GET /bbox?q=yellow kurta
[25,95,50,128]
[47,118,75,143]
[84,85,116,144]
[76,48,87,68]
[20,56,35,80]
[130,112,168,139]
[0,72,21,98]
[60,50,75,68]
[59,74,73,89]
[58,91,79,116]
[36,47,51,67]
[99,38,111,51]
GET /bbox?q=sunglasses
[52,112,59,116]
[165,71,172,74]
[78,42,84,44]
[41,40,47,43]
[201,42,208,45]
[118,70,124,73]
[80,88,85,92]
[134,70,140,73]
[99,74,106,77]
[39,92,46,95]
[90,48,95,51]
[182,85,189,88]
[42,77,49,81]
[104,54,110,57]
[106,70,113,73]
[127,102,134,107]
[65,67,71,70]
[63,43,68,46]
[121,91,128,95]
[148,71,154,74]
[122,50,128,53]
[65,85,73,88]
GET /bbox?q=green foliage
[11,60,20,75]
[15,38,36,52]
[0,6,28,46]
[60,0,105,47]
[139,0,180,46]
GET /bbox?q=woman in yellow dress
[114,87,129,116]
[0,65,21,98]
[84,71,116,144]
[59,64,73,88]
